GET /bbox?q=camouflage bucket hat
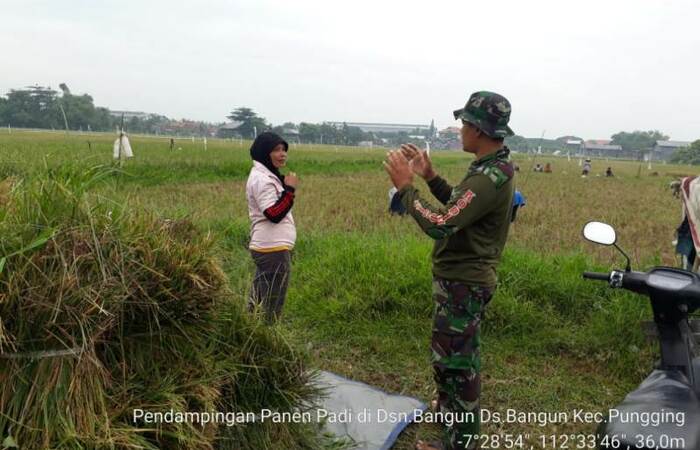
[453,91,514,138]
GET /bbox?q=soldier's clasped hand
[400,143,436,181]
[383,150,414,190]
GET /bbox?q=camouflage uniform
[398,92,515,450]
[432,280,493,448]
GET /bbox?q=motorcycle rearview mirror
[582,221,632,272]
[582,221,616,246]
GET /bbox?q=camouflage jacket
[398,147,515,286]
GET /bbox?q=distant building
[160,119,219,137]
[217,121,244,138]
[326,122,430,134]
[278,127,300,143]
[439,126,461,136]
[109,110,154,120]
[652,140,691,161]
[435,127,462,150]
[581,142,624,158]
[565,139,582,154]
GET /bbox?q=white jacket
[246,161,296,251]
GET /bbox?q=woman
[245,132,298,323]
[582,158,592,177]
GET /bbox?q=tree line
[224,107,394,146]
[5,85,699,160]
[0,85,217,136]
[0,86,381,144]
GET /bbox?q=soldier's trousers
[432,278,494,450]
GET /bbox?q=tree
[610,130,669,151]
[319,123,341,144]
[0,97,7,124]
[670,140,700,165]
[343,125,367,145]
[226,107,268,139]
[1,84,224,134]
[505,135,530,152]
[3,86,61,129]
[59,83,71,95]
[126,114,171,134]
[0,85,118,131]
[298,122,320,143]
[60,93,105,131]
[92,107,114,131]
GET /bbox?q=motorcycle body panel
[598,369,700,449]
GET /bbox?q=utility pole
[58,103,69,134]
[118,114,125,167]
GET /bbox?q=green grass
[216,222,655,446]
[0,131,395,186]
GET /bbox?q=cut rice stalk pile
[0,166,326,449]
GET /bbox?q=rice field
[0,130,688,265]
[1,129,697,449]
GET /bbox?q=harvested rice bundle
[1,166,326,449]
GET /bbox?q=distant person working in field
[582,158,591,177]
[384,91,515,450]
[246,132,299,323]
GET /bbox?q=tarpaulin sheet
[315,371,427,450]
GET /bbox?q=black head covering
[250,132,289,183]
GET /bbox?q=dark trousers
[432,278,494,450]
[249,250,291,323]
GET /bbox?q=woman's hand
[400,143,436,181]
[285,172,299,189]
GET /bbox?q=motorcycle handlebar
[582,267,700,309]
[582,272,610,281]
[582,270,651,296]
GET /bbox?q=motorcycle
[581,221,700,450]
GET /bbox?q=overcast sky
[2,0,699,140]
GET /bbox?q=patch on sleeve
[482,162,514,189]
[413,189,476,225]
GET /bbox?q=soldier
[384,91,516,450]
